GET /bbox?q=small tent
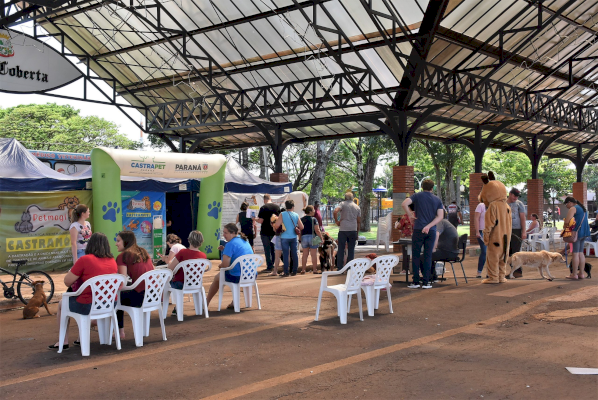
[0,138,90,191]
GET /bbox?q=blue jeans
[412,229,435,285]
[76,249,86,259]
[261,234,275,270]
[477,230,487,274]
[337,231,358,270]
[281,237,298,275]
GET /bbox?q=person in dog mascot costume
[479,171,512,284]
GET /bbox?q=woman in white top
[159,234,186,264]
[526,213,542,235]
[69,204,92,263]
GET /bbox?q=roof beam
[168,110,596,154]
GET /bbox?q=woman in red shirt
[48,233,117,350]
[166,230,208,316]
[115,231,154,340]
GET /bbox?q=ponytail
[223,223,249,242]
[564,196,587,213]
[71,204,89,223]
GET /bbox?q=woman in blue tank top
[564,196,590,279]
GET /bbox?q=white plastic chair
[584,241,598,257]
[376,213,392,252]
[58,274,126,356]
[529,228,550,251]
[115,269,171,347]
[361,255,399,317]
[162,259,211,321]
[314,258,371,324]
[218,255,263,312]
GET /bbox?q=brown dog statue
[22,281,53,319]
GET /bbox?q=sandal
[300,270,306,275]
[565,275,578,280]
[48,343,68,350]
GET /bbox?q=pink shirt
[475,203,486,231]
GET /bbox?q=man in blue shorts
[402,179,444,289]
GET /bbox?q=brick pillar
[392,166,414,252]
[573,182,588,209]
[527,179,544,224]
[270,173,289,183]
[469,173,485,242]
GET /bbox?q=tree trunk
[456,175,461,207]
[240,148,249,169]
[259,147,268,180]
[308,140,340,206]
[359,153,378,232]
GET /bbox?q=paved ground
[1,250,597,399]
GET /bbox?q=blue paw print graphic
[102,201,120,222]
[214,228,221,240]
[205,245,213,254]
[113,233,119,243]
[207,201,221,219]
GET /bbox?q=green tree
[0,103,140,152]
[583,163,598,198]
[538,157,576,199]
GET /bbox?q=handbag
[287,212,301,235]
[311,217,323,247]
[563,211,586,243]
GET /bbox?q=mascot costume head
[479,171,512,284]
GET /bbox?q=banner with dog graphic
[121,191,165,260]
[0,190,93,272]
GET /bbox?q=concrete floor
[1,250,597,399]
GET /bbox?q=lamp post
[414,173,429,192]
[550,189,557,226]
[372,186,387,222]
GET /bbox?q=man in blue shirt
[402,179,444,289]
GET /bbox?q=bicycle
[1,260,55,305]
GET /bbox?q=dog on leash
[319,233,336,272]
[508,251,564,281]
[22,281,53,319]
[568,262,592,278]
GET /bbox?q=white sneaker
[422,284,432,289]
[408,283,421,289]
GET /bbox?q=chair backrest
[343,258,372,291]
[78,274,125,316]
[136,269,172,308]
[385,212,393,240]
[228,255,263,284]
[173,259,211,290]
[457,234,468,261]
[371,255,399,285]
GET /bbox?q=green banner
[91,148,122,258]
[197,162,226,259]
[0,190,93,272]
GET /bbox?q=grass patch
[323,225,378,240]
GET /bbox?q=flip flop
[48,343,68,350]
[565,276,578,280]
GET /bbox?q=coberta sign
[0,29,82,93]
